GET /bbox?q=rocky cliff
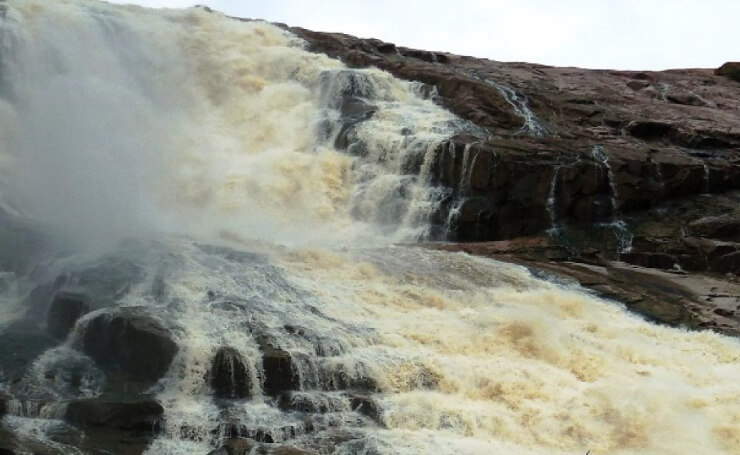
[289,26,740,333]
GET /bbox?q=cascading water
[591,145,633,253]
[486,80,547,137]
[0,2,739,455]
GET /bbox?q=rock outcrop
[288,27,740,333]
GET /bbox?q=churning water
[0,1,739,454]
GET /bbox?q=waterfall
[0,0,461,250]
[0,2,739,455]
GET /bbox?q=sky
[106,0,740,70]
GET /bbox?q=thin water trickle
[492,82,548,136]
[703,161,711,194]
[591,145,633,253]
[546,166,562,236]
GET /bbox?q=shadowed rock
[47,291,90,340]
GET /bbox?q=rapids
[0,1,739,454]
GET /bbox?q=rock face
[291,28,740,263]
[80,308,178,386]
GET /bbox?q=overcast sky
[107,0,739,70]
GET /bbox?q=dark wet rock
[210,347,253,400]
[47,291,90,340]
[64,397,163,432]
[261,346,300,396]
[81,308,178,386]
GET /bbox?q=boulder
[47,291,90,340]
[209,347,253,399]
[81,308,178,385]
